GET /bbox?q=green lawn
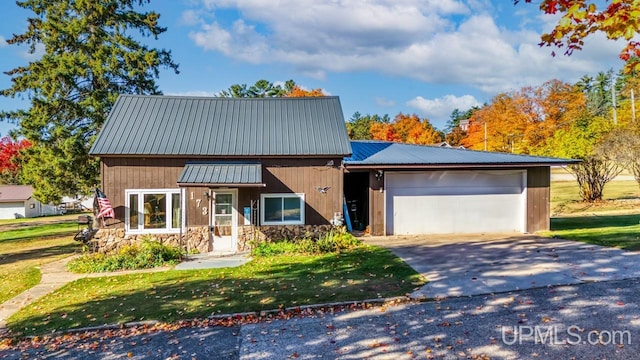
[0,220,80,304]
[550,180,640,216]
[0,223,78,243]
[544,214,640,250]
[0,213,81,226]
[7,246,425,336]
[546,177,640,250]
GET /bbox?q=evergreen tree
[0,0,178,203]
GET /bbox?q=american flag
[95,188,115,219]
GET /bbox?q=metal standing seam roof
[344,140,579,166]
[177,163,264,187]
[0,185,34,202]
[90,95,352,157]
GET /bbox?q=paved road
[2,278,640,359]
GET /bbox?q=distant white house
[60,195,94,213]
[0,185,58,219]
[459,119,470,131]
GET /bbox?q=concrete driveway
[365,234,640,299]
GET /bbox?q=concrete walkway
[174,252,252,270]
[0,257,81,329]
[0,252,251,332]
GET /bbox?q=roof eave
[93,153,351,159]
[343,161,579,169]
[177,183,267,188]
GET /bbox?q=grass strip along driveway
[547,178,640,250]
[546,214,640,251]
[7,245,425,336]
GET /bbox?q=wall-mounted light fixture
[203,191,211,201]
[375,170,384,182]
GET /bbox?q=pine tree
[0,0,178,203]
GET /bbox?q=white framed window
[125,189,181,234]
[260,193,305,225]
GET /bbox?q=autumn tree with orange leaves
[285,85,326,97]
[462,80,586,154]
[516,0,640,73]
[370,113,443,145]
[462,93,530,153]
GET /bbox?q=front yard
[0,217,79,304]
[5,175,640,338]
[7,245,425,336]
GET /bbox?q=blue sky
[0,0,625,137]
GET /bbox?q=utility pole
[483,122,488,151]
[612,78,617,125]
[632,89,636,123]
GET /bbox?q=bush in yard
[251,227,362,256]
[67,241,184,273]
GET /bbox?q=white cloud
[376,97,396,107]
[0,35,6,47]
[407,94,480,123]
[186,0,623,95]
[180,10,202,26]
[189,19,268,63]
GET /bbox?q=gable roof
[90,95,352,157]
[344,140,578,168]
[0,185,34,202]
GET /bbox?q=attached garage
[385,170,526,235]
[343,141,577,236]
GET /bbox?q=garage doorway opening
[344,172,369,231]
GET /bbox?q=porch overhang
[177,162,266,188]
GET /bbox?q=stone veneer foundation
[92,224,337,253]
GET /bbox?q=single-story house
[0,185,59,219]
[89,95,574,253]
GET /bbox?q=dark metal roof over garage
[344,140,578,168]
[90,95,352,157]
[177,163,265,187]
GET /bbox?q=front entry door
[210,190,237,252]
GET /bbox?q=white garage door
[0,202,25,219]
[385,170,526,235]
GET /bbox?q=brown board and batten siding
[100,157,344,228]
[526,166,551,233]
[261,158,344,225]
[100,157,207,228]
